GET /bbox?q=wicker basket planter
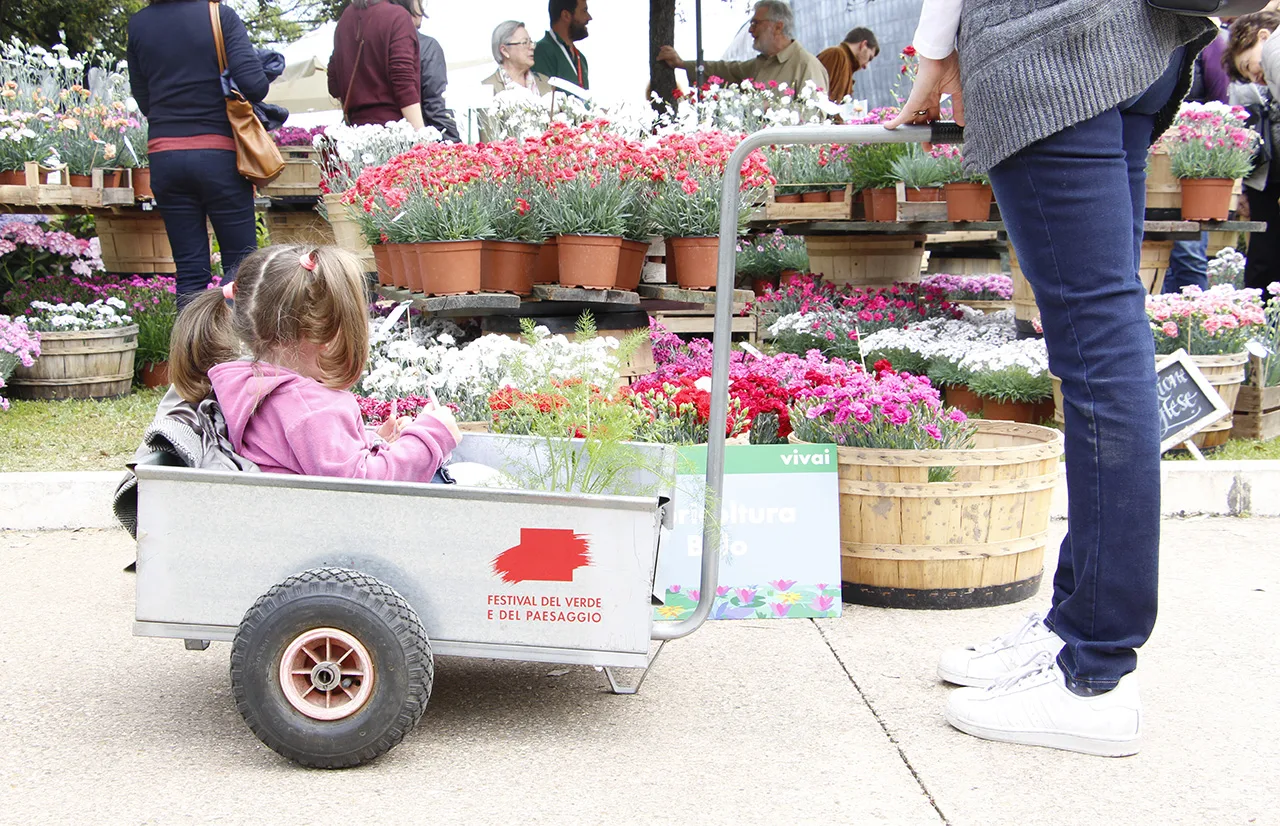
[797,420,1062,609]
[8,325,138,400]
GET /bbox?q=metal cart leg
[601,641,667,695]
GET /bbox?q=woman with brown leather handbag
[127,0,269,308]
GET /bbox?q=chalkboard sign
[1156,349,1232,452]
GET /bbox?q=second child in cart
[168,245,462,482]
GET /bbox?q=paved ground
[1,519,1277,825]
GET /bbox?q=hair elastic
[221,282,236,300]
[300,251,317,272]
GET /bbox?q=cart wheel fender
[229,567,433,769]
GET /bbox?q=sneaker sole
[936,663,995,688]
[944,707,1140,757]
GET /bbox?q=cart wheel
[229,567,432,769]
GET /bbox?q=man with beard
[658,0,828,92]
[533,0,591,91]
[818,27,879,102]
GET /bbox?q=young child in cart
[168,244,462,482]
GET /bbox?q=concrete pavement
[0,520,1276,825]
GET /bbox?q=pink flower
[811,595,835,612]
[770,602,791,618]
[1161,321,1179,337]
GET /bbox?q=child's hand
[419,402,463,445]
[376,416,413,443]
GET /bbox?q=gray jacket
[113,388,259,539]
[957,0,1216,173]
[418,33,460,143]
[1229,81,1277,191]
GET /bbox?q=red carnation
[902,45,917,57]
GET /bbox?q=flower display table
[0,164,135,209]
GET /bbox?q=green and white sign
[654,443,841,621]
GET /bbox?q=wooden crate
[1232,356,1280,441]
[95,211,177,274]
[1147,149,1180,211]
[267,209,336,246]
[259,147,322,198]
[321,192,375,273]
[0,162,134,208]
[805,235,926,287]
[651,304,756,339]
[761,184,853,221]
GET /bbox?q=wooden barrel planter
[95,213,176,274]
[8,325,138,400]
[804,235,925,288]
[805,420,1063,609]
[1051,351,1246,448]
[1010,240,1169,334]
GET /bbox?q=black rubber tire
[229,567,433,769]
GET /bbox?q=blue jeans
[988,62,1179,690]
[1163,233,1209,293]
[150,149,258,308]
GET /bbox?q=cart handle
[652,122,961,641]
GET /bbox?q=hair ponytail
[169,288,238,402]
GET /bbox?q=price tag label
[1246,339,1271,359]
[739,342,765,360]
[374,300,412,341]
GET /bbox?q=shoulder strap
[343,15,366,124]
[209,1,228,74]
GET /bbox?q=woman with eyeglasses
[482,20,553,97]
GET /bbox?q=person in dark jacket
[127,0,267,307]
[328,0,425,129]
[389,0,460,142]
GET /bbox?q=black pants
[150,148,258,308]
[1244,180,1280,291]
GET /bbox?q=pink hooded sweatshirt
[209,361,457,481]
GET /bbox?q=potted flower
[1162,102,1257,221]
[480,183,541,295]
[647,131,771,290]
[842,109,909,221]
[919,272,1014,312]
[960,339,1054,423]
[789,362,1062,608]
[9,297,136,399]
[399,183,492,295]
[0,313,40,411]
[933,144,993,222]
[538,168,629,290]
[890,145,947,202]
[128,275,178,388]
[0,218,104,311]
[617,185,652,292]
[736,229,808,295]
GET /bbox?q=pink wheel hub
[279,628,375,721]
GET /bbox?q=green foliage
[538,171,633,238]
[400,186,494,243]
[926,356,974,390]
[890,145,947,190]
[842,144,908,191]
[966,366,1053,403]
[749,411,785,444]
[863,347,929,377]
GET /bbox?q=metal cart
[132,124,950,768]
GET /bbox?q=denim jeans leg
[197,151,257,284]
[151,150,214,306]
[1162,234,1209,293]
[989,107,1161,690]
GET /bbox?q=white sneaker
[937,612,1064,687]
[944,651,1142,757]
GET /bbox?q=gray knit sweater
[958,0,1216,173]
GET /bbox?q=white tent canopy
[264,0,749,131]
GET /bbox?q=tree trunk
[650,0,677,109]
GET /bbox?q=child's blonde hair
[169,245,371,403]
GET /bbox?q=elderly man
[818,27,878,101]
[657,0,828,92]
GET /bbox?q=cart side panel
[135,470,660,658]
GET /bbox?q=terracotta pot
[0,170,24,186]
[413,240,483,296]
[775,192,803,204]
[862,187,897,222]
[751,275,779,297]
[668,236,720,290]
[1179,178,1234,221]
[980,397,1045,424]
[945,182,994,222]
[943,385,984,414]
[69,174,93,188]
[664,238,678,283]
[779,268,803,286]
[801,190,829,203]
[616,238,648,291]
[99,170,122,188]
[905,187,944,202]
[829,187,848,203]
[372,244,393,287]
[139,361,170,389]
[387,243,412,289]
[481,240,538,295]
[535,238,559,284]
[557,235,622,289]
[131,168,153,199]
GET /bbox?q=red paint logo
[493,529,592,584]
